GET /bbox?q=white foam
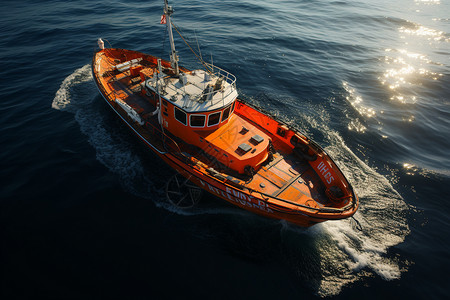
[242,95,409,296]
[52,64,159,196]
[299,107,409,296]
[51,64,92,111]
[53,70,410,296]
[51,65,254,215]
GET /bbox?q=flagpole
[164,0,179,76]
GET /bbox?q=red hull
[92,48,358,227]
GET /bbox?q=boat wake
[279,102,410,296]
[311,149,408,296]
[51,65,252,215]
[51,64,160,197]
[239,95,410,296]
[53,67,410,297]
[52,64,94,111]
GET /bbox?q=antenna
[195,30,203,62]
[210,53,214,73]
[164,0,179,75]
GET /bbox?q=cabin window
[174,107,187,125]
[190,114,206,127]
[208,111,221,127]
[221,105,231,122]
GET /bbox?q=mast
[164,0,179,76]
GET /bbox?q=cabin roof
[145,66,238,113]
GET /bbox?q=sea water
[1,0,449,298]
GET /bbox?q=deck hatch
[239,126,249,135]
[250,134,264,145]
[237,143,252,155]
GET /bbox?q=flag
[160,15,166,24]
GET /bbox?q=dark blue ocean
[1,0,449,298]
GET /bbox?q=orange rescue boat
[92,0,358,227]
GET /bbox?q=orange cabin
[140,63,271,174]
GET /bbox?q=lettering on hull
[317,161,335,184]
[199,180,274,214]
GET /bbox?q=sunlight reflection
[343,82,375,133]
[347,119,367,133]
[399,25,447,42]
[414,0,440,5]
[380,48,443,104]
[343,83,376,118]
[402,115,415,122]
[403,163,418,176]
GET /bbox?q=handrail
[196,63,236,105]
[148,66,237,109]
[93,52,355,214]
[233,99,358,212]
[93,57,185,158]
[200,163,355,213]
[143,120,192,161]
[203,62,236,86]
[251,187,355,213]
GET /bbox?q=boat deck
[245,153,329,209]
[95,50,335,211]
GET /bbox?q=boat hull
[92,48,358,227]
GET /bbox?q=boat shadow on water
[52,63,409,297]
